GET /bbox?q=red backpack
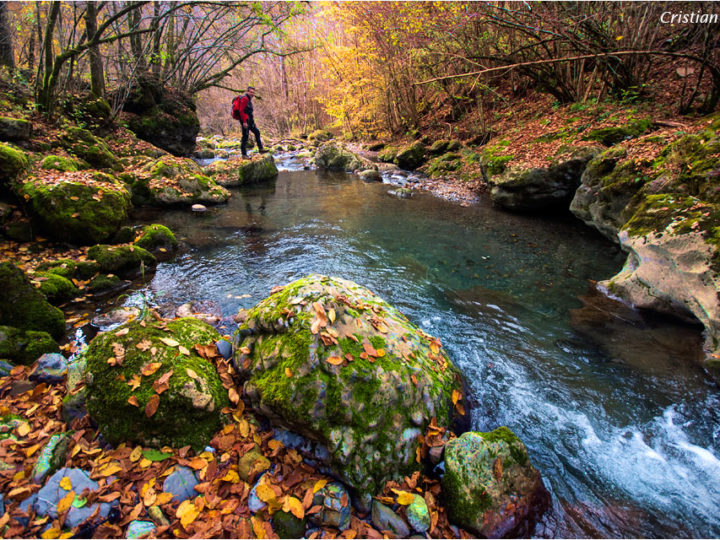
[231,95,242,120]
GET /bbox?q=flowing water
[129,165,720,538]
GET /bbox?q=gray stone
[359,169,382,182]
[162,466,199,503]
[0,117,32,141]
[406,494,431,533]
[192,204,207,212]
[215,339,232,360]
[315,143,365,172]
[29,353,67,384]
[371,500,410,537]
[273,509,307,538]
[32,433,71,483]
[309,482,351,531]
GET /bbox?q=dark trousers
[241,119,263,155]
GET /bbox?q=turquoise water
[131,168,720,538]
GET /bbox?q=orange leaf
[325,355,343,366]
[313,479,327,493]
[282,496,305,520]
[145,394,160,417]
[128,395,140,407]
[142,362,163,376]
[285,367,293,377]
[452,389,461,405]
[114,328,130,337]
[362,343,378,357]
[136,339,151,351]
[228,387,240,404]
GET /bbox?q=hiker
[232,86,266,158]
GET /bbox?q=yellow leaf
[429,342,440,355]
[178,345,190,356]
[285,367,293,377]
[313,479,328,493]
[177,500,199,528]
[59,533,75,540]
[254,484,277,504]
[616,35,624,40]
[41,527,61,539]
[222,469,240,483]
[156,492,174,505]
[238,419,250,438]
[268,440,283,452]
[392,489,415,505]
[59,476,72,491]
[328,308,336,324]
[159,337,180,347]
[251,516,267,539]
[452,389,461,405]
[56,490,75,514]
[25,443,41,458]
[283,496,305,520]
[141,362,163,376]
[130,446,143,462]
[16,422,30,437]
[375,348,386,357]
[99,463,123,477]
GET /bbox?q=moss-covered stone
[428,140,450,156]
[0,116,32,142]
[377,147,398,163]
[582,118,654,146]
[204,155,278,187]
[19,172,132,245]
[33,272,79,305]
[426,152,462,177]
[87,273,123,294]
[59,127,121,171]
[394,141,426,170]
[40,155,83,172]
[139,156,230,205]
[84,317,229,450]
[0,142,29,185]
[481,141,514,178]
[37,259,100,280]
[0,262,65,340]
[87,244,156,278]
[134,224,178,256]
[273,510,307,539]
[315,143,364,171]
[234,274,466,504]
[442,429,550,538]
[308,129,333,143]
[0,325,59,365]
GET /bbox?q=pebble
[371,500,410,537]
[29,353,68,384]
[192,204,207,212]
[407,494,431,533]
[148,505,169,527]
[162,466,199,503]
[126,520,156,539]
[215,339,233,360]
[309,482,351,531]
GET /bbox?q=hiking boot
[241,154,249,159]
[258,148,269,154]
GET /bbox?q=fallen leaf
[128,395,140,407]
[136,339,151,352]
[228,387,240,404]
[127,374,142,391]
[176,500,199,529]
[392,489,415,505]
[313,479,328,493]
[114,328,130,337]
[452,389,462,405]
[283,496,305,519]
[186,368,199,380]
[129,446,142,462]
[141,362,163,376]
[17,422,30,437]
[326,355,343,366]
[255,484,277,504]
[59,477,73,491]
[98,463,123,477]
[285,367,293,377]
[145,394,160,417]
[159,337,180,347]
[178,345,190,356]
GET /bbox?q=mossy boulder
[427,152,462,178]
[489,147,601,211]
[308,130,333,143]
[204,155,278,187]
[33,272,79,305]
[0,325,59,365]
[0,116,31,142]
[40,155,84,172]
[394,141,426,170]
[377,147,398,163]
[36,259,100,280]
[0,262,65,340]
[442,429,550,538]
[428,140,450,156]
[140,156,230,206]
[88,274,123,294]
[0,143,29,185]
[84,317,229,450]
[134,224,178,258]
[315,143,364,172]
[481,141,514,178]
[59,127,121,171]
[18,172,132,245]
[234,275,467,505]
[582,118,653,147]
[87,244,156,278]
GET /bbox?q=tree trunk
[129,3,146,73]
[38,1,61,112]
[0,2,15,70]
[85,1,105,98]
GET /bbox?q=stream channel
[123,153,720,538]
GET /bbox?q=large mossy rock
[133,224,178,258]
[0,116,32,142]
[394,142,426,170]
[123,82,199,157]
[234,275,467,504]
[315,143,364,171]
[84,317,229,450]
[33,272,79,305]
[59,127,121,171]
[489,148,601,211]
[0,325,59,365]
[581,118,653,147]
[18,172,132,245]
[204,155,278,187]
[138,156,230,206]
[442,428,550,538]
[87,244,156,278]
[0,262,65,340]
[0,143,29,186]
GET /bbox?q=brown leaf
[159,337,179,347]
[325,355,343,366]
[153,370,173,394]
[141,362,162,377]
[145,394,160,417]
[136,339,152,352]
[186,368,199,380]
[114,328,130,337]
[128,395,140,407]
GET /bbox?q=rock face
[123,83,200,156]
[315,143,364,171]
[234,275,466,504]
[18,172,132,245]
[570,120,720,365]
[442,428,550,538]
[84,317,229,450]
[489,148,600,211]
[204,155,278,187]
[0,262,65,340]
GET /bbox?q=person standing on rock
[232,86,267,158]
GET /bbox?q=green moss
[481,143,515,177]
[377,147,398,163]
[134,224,178,253]
[40,155,83,172]
[34,272,79,305]
[394,142,426,170]
[0,325,59,365]
[87,244,156,278]
[478,426,528,466]
[88,273,122,293]
[0,262,65,340]
[0,142,29,183]
[582,118,653,146]
[60,127,121,171]
[84,317,228,450]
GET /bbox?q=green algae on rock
[84,317,229,450]
[40,155,84,172]
[59,126,121,171]
[204,154,278,187]
[442,428,550,538]
[233,274,467,505]
[18,172,132,245]
[0,262,65,340]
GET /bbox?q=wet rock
[215,339,232,360]
[192,204,207,212]
[137,156,230,206]
[234,275,466,502]
[175,302,220,326]
[371,500,410,537]
[62,358,87,423]
[315,143,365,171]
[442,428,550,538]
[238,444,270,482]
[29,353,67,384]
[273,509,307,538]
[359,169,382,182]
[32,433,72,483]
[34,467,117,529]
[395,141,426,170]
[407,494,431,533]
[390,187,413,199]
[309,482,351,531]
[204,154,278,187]
[134,224,178,259]
[84,318,229,450]
[91,307,141,331]
[163,466,199,503]
[126,520,156,539]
